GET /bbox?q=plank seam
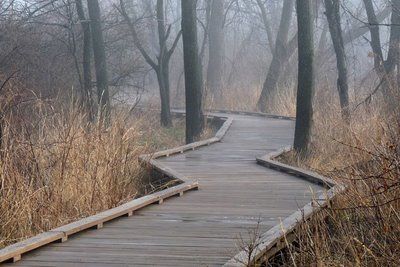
[0,112,233,264]
[224,148,345,266]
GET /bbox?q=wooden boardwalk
[4,113,323,266]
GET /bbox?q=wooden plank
[256,146,337,187]
[203,109,295,121]
[0,232,64,263]
[138,113,232,162]
[224,186,344,266]
[51,181,198,237]
[224,141,345,267]
[0,181,198,264]
[3,112,328,267]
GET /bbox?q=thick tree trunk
[385,0,400,73]
[385,0,400,104]
[181,0,204,144]
[156,0,172,127]
[294,0,314,153]
[324,0,350,123]
[87,0,110,123]
[157,60,172,127]
[75,0,93,121]
[257,0,294,112]
[206,0,224,100]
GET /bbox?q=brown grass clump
[0,102,186,248]
[203,84,296,117]
[269,93,400,266]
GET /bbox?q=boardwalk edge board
[225,147,344,267]
[0,181,199,263]
[256,146,337,187]
[205,109,295,121]
[0,112,233,264]
[139,113,233,161]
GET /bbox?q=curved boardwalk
[5,113,322,266]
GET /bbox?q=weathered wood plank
[0,232,64,263]
[3,111,326,267]
[224,142,344,266]
[0,181,198,263]
[256,146,337,187]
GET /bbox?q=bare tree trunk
[118,0,181,127]
[385,0,400,73]
[362,0,384,69]
[87,0,110,123]
[255,0,275,52]
[385,0,400,104]
[75,0,93,121]
[182,0,204,144]
[257,0,294,112]
[324,0,350,123]
[363,0,400,106]
[294,0,314,153]
[206,0,224,100]
[156,0,172,127]
[156,60,172,127]
[342,6,391,45]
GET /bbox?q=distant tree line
[0,0,398,148]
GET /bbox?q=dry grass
[204,86,261,112]
[0,101,187,248]
[203,82,399,266]
[203,84,296,117]
[267,89,400,266]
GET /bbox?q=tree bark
[362,0,384,70]
[87,0,110,123]
[156,0,172,127]
[363,0,400,106]
[294,0,314,153]
[324,0,350,123]
[118,0,181,127]
[75,0,93,121]
[255,0,275,52]
[385,0,400,73]
[206,0,224,100]
[257,0,294,112]
[181,0,204,144]
[342,6,391,46]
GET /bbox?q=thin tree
[181,0,204,144]
[294,0,314,152]
[362,0,400,106]
[206,0,224,100]
[117,0,182,127]
[255,0,275,52]
[257,0,294,112]
[75,0,93,120]
[87,0,110,123]
[324,0,350,123]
